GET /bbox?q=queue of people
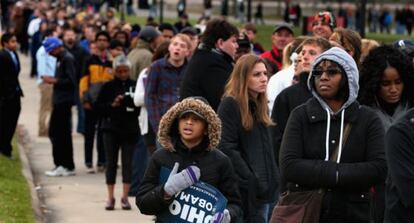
[1,2,414,223]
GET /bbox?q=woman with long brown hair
[218,54,278,223]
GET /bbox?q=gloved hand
[164,162,200,196]
[211,209,231,223]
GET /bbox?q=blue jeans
[254,203,271,223]
[129,135,149,196]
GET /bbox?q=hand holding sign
[211,209,231,223]
[164,162,200,196]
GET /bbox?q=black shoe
[121,197,131,210]
[105,198,115,210]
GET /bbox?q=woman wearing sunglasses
[279,47,387,223]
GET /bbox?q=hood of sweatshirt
[307,47,359,115]
[307,47,359,162]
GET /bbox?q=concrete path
[17,53,154,222]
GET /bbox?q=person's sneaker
[62,168,76,176]
[121,197,131,210]
[45,166,66,177]
[86,166,95,174]
[45,166,75,177]
[96,165,105,173]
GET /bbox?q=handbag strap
[330,123,352,162]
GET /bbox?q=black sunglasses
[312,68,342,77]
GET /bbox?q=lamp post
[159,0,164,23]
[247,0,252,22]
[360,0,367,38]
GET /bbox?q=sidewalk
[17,53,154,222]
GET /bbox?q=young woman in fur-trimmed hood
[136,97,243,223]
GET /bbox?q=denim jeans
[129,135,149,196]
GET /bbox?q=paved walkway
[18,53,154,222]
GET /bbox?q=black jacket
[271,72,312,165]
[136,97,242,222]
[136,139,243,223]
[280,47,387,223]
[0,49,23,101]
[53,50,77,105]
[65,43,90,82]
[218,96,278,222]
[180,47,234,111]
[280,99,387,222]
[95,78,139,134]
[384,108,414,223]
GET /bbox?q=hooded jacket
[280,47,387,223]
[136,97,243,223]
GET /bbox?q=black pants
[49,103,75,170]
[0,96,21,157]
[84,109,105,167]
[103,131,137,185]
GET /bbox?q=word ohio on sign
[159,166,228,223]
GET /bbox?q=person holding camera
[95,55,139,210]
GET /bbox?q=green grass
[124,14,410,51]
[0,139,36,223]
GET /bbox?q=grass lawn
[124,14,412,50]
[0,138,36,223]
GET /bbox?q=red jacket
[260,46,283,73]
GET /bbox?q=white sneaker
[62,168,76,176]
[45,166,76,177]
[45,166,66,177]
[86,167,95,174]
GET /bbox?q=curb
[16,124,46,223]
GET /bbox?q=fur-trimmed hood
[158,97,222,151]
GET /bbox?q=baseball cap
[180,27,199,36]
[178,97,209,121]
[393,39,414,58]
[313,11,336,30]
[43,37,63,53]
[273,22,294,35]
[139,26,161,42]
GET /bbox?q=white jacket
[134,68,149,135]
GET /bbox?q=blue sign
[158,166,228,223]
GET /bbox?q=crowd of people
[1,1,414,223]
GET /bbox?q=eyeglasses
[97,38,109,42]
[312,68,342,77]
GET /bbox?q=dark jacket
[65,43,90,82]
[218,96,278,222]
[0,49,23,101]
[280,47,387,223]
[53,50,77,105]
[136,97,243,223]
[271,72,312,165]
[180,46,234,111]
[384,108,414,223]
[95,78,139,134]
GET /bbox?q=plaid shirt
[145,57,187,133]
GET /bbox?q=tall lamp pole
[360,0,367,38]
[159,0,164,23]
[247,0,252,22]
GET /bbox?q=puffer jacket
[279,47,387,223]
[136,97,243,223]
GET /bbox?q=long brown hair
[223,54,274,131]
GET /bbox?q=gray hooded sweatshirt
[307,47,359,162]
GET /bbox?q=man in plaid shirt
[145,34,192,133]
